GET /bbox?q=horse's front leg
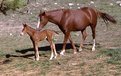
[60,32,70,55]
[69,35,77,54]
[79,30,87,51]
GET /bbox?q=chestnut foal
[21,24,58,61]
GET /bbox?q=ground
[0,0,121,76]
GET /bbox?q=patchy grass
[0,0,121,76]
[99,48,121,64]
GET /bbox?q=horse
[37,7,116,55]
[20,23,58,61]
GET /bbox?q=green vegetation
[5,0,26,10]
[0,0,121,75]
[99,48,121,64]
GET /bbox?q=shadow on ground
[5,43,73,59]
[5,43,101,60]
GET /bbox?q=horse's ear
[41,12,46,16]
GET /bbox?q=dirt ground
[0,0,121,76]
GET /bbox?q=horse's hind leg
[79,30,87,51]
[91,26,96,51]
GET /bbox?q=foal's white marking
[50,51,54,60]
[36,57,39,61]
[37,19,40,28]
[92,39,96,51]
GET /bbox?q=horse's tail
[97,11,117,24]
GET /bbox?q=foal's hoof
[54,55,57,59]
[35,58,39,61]
[74,52,77,54]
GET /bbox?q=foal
[21,24,58,61]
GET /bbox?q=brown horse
[21,24,58,60]
[37,7,116,55]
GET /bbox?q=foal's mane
[23,24,36,32]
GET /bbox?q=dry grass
[0,0,121,76]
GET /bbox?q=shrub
[4,0,26,10]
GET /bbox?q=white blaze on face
[37,18,40,28]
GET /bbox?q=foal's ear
[23,23,27,27]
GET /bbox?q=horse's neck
[47,9,64,25]
[26,26,35,37]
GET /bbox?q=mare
[21,24,58,61]
[37,7,116,55]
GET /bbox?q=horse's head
[20,23,28,36]
[37,11,48,30]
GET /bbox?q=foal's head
[20,24,28,36]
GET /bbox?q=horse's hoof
[79,48,83,51]
[60,52,64,56]
[74,51,77,54]
[49,58,53,60]
[92,48,95,51]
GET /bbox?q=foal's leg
[49,45,54,60]
[52,42,57,59]
[47,38,55,60]
[33,41,39,61]
[79,30,87,51]
[91,27,96,51]
[60,32,71,55]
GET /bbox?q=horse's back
[80,7,98,24]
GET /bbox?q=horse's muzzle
[36,28,41,31]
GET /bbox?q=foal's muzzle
[20,32,24,36]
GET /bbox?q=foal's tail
[51,30,59,36]
[97,11,117,24]
[53,31,59,36]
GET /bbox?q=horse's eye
[40,18,42,21]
